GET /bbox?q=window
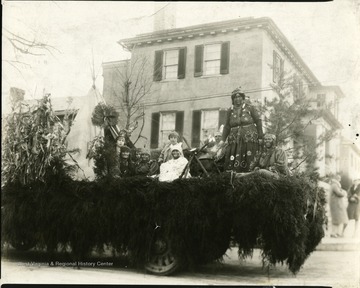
[292,74,304,100]
[201,110,219,141]
[153,48,186,81]
[55,111,77,133]
[204,44,221,75]
[150,111,184,148]
[160,112,176,146]
[191,109,227,147]
[194,42,230,77]
[334,100,339,119]
[163,50,179,79]
[273,51,284,83]
[317,94,326,108]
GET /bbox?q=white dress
[159,157,191,182]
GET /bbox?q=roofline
[321,109,343,130]
[118,17,321,86]
[264,18,320,86]
[102,59,130,68]
[309,85,346,98]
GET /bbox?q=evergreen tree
[262,70,336,177]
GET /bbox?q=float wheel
[10,238,36,251]
[144,236,180,275]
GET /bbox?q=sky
[2,0,360,118]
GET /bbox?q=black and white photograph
[2,1,360,287]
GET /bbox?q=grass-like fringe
[2,172,325,274]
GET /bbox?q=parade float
[1,95,326,276]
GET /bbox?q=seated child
[158,131,183,164]
[135,148,159,176]
[159,143,190,182]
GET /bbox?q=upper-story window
[204,44,221,76]
[153,47,187,81]
[292,74,304,100]
[334,99,339,119]
[317,94,326,108]
[163,50,179,79]
[273,50,284,83]
[194,42,230,77]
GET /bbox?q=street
[1,246,359,287]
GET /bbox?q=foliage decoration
[2,172,325,274]
[87,135,118,180]
[1,94,76,186]
[91,102,119,128]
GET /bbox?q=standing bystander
[345,178,360,238]
[329,175,349,237]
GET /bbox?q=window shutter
[280,58,284,79]
[150,112,160,148]
[273,50,276,83]
[177,47,187,79]
[191,110,201,147]
[194,45,204,77]
[175,111,184,137]
[220,42,230,75]
[218,110,227,129]
[153,50,163,81]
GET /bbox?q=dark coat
[347,183,360,220]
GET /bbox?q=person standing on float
[221,87,263,172]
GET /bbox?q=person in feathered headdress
[221,87,263,173]
[251,133,290,176]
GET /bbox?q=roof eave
[309,85,346,98]
[321,110,343,130]
[119,17,321,86]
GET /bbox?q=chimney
[153,2,176,32]
[10,87,25,103]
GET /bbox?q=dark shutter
[194,45,204,77]
[273,50,277,83]
[150,112,160,148]
[191,110,201,147]
[175,111,184,137]
[218,110,227,128]
[177,47,187,79]
[220,42,230,75]
[153,50,163,81]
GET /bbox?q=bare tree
[112,55,154,145]
[3,27,60,74]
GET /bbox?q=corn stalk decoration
[2,94,76,186]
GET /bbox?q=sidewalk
[317,235,360,251]
[316,220,360,251]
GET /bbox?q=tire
[144,236,180,276]
[10,238,36,251]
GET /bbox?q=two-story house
[307,86,344,176]
[103,17,344,177]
